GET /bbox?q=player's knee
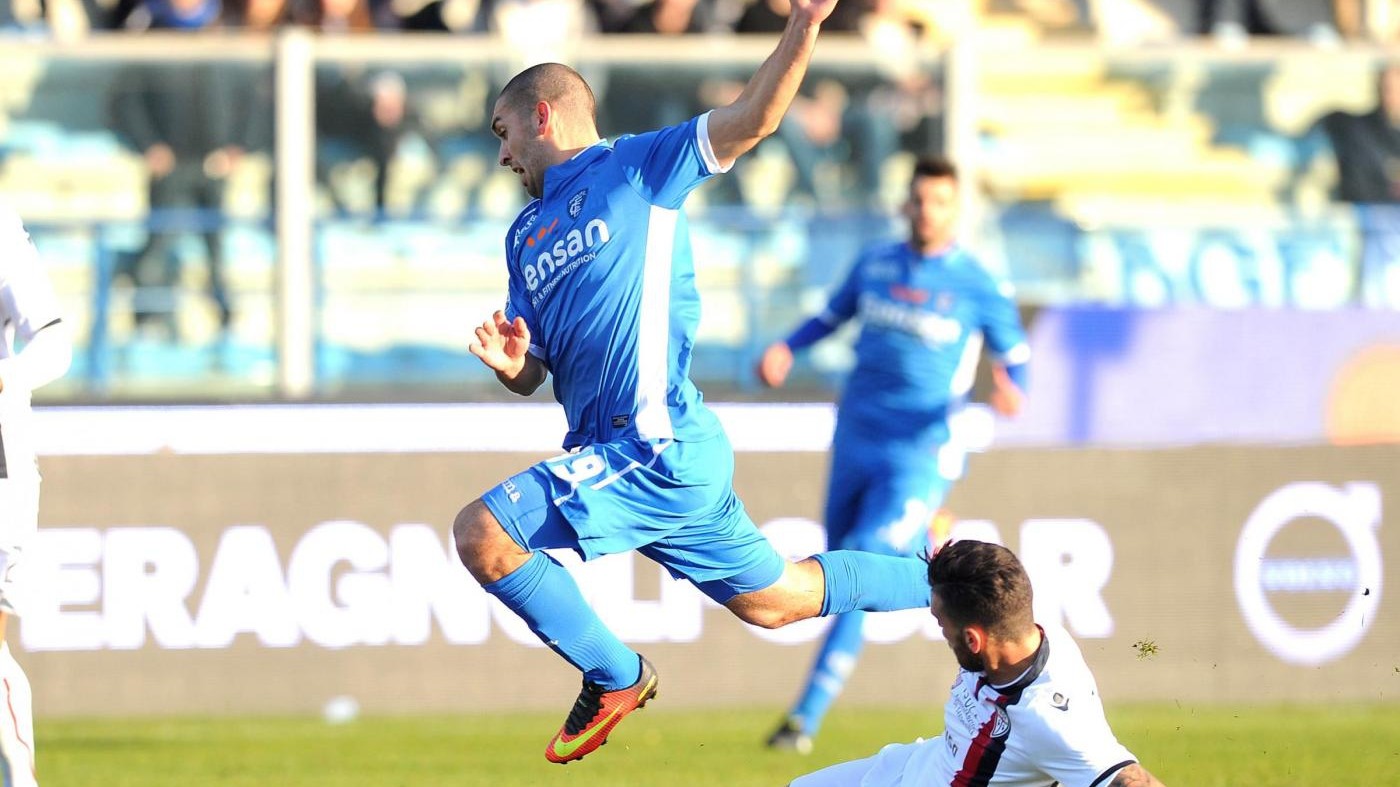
[453,500,529,583]
[452,501,492,573]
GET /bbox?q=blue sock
[814,551,930,616]
[482,552,641,690]
[791,610,867,735]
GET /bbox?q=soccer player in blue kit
[454,0,933,765]
[758,156,1030,754]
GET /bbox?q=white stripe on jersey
[695,112,733,175]
[634,205,678,441]
[949,331,983,399]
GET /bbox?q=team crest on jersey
[990,707,1011,740]
[1051,692,1070,711]
[568,189,588,219]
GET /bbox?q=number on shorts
[546,453,606,485]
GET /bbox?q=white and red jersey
[797,625,1139,787]
[0,208,71,481]
[894,624,1137,787]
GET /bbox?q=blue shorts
[481,432,785,604]
[825,426,954,557]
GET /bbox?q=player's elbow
[710,106,780,163]
[735,97,786,140]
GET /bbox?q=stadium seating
[0,25,1387,400]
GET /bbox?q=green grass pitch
[37,704,1400,785]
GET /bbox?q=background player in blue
[757,156,1030,754]
[453,0,934,765]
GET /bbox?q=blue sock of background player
[790,609,868,736]
[781,498,953,743]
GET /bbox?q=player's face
[932,594,986,672]
[492,98,544,199]
[904,174,959,254]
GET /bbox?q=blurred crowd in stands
[0,0,943,50]
[54,0,946,229]
[0,0,1389,44]
[4,0,1400,395]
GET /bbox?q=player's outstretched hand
[757,342,793,388]
[989,364,1024,418]
[789,0,841,26]
[469,310,530,376]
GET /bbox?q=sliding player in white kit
[791,540,1167,787]
[0,208,73,787]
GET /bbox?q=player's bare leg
[726,550,929,627]
[453,501,657,764]
[453,499,532,584]
[725,558,826,628]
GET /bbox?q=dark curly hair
[927,540,1034,640]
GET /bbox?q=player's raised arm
[706,0,841,169]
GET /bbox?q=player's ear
[534,101,552,136]
[964,624,987,655]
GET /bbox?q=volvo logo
[1233,482,1382,666]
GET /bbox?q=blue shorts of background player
[824,428,953,559]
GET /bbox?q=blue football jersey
[501,113,726,449]
[822,242,1029,444]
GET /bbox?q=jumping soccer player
[454,0,933,765]
[759,155,1029,753]
[791,540,1168,787]
[0,206,74,787]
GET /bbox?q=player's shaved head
[497,62,597,127]
[928,540,1035,641]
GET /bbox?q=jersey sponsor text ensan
[858,292,962,344]
[524,218,611,307]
